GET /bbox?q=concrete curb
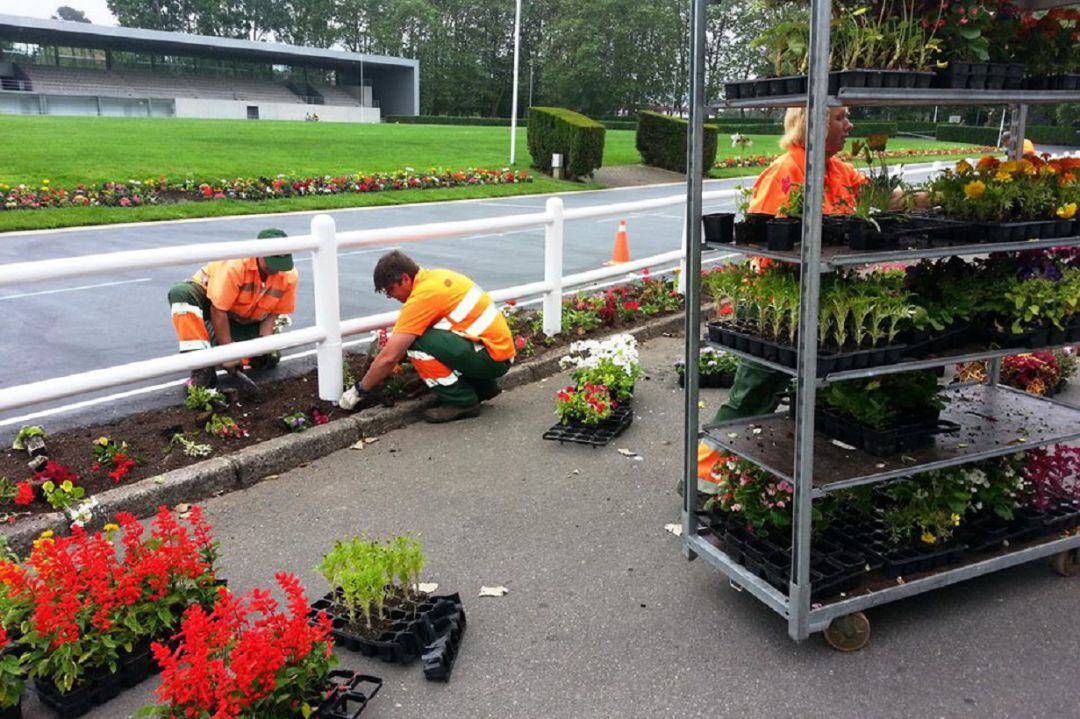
[1,312,689,554]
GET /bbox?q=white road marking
[0,277,151,301]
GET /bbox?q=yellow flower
[104,523,120,532]
[96,436,109,445]
[955,160,973,175]
[1019,159,1036,175]
[993,171,1013,183]
[1040,165,1057,176]
[951,513,961,527]
[963,180,987,199]
[920,531,938,545]
[40,530,54,539]
[42,179,49,185]
[1057,203,1077,219]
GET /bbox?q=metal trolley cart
[678,0,1080,649]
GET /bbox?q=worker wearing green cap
[167,228,299,387]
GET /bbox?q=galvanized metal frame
[680,0,1080,643]
[702,338,1080,386]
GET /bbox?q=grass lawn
[0,116,985,232]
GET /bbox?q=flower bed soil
[0,353,413,518]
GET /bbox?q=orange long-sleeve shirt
[748,145,867,216]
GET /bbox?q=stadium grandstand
[0,14,418,123]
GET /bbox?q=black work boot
[422,403,480,423]
[189,367,218,388]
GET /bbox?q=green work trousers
[168,281,263,346]
[409,328,511,407]
[708,360,792,424]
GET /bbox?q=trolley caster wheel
[1050,548,1080,577]
[824,612,871,652]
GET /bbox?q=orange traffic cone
[605,219,631,265]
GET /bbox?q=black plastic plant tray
[727,70,933,99]
[816,408,959,457]
[312,591,464,664]
[677,371,734,389]
[422,602,467,682]
[34,666,123,719]
[542,403,634,447]
[881,542,967,579]
[707,321,907,377]
[314,670,383,719]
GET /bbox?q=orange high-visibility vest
[393,268,515,361]
[748,145,868,216]
[193,258,298,324]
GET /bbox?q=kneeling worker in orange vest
[339,250,516,423]
[167,228,298,388]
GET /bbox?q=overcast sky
[0,0,117,25]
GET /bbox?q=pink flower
[776,501,785,508]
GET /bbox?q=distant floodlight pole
[509,0,523,165]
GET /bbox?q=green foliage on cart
[526,107,606,179]
[636,111,719,174]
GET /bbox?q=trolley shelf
[701,384,1080,496]
[684,525,1080,631]
[714,88,1080,110]
[705,235,1080,271]
[702,339,1080,385]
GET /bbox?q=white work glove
[338,384,369,411]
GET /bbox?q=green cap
[257,228,293,272]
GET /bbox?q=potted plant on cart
[732,184,770,245]
[766,178,803,251]
[675,346,739,388]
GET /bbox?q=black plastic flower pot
[768,78,786,96]
[1048,326,1068,345]
[702,212,735,245]
[783,75,805,94]
[881,71,901,88]
[779,347,797,368]
[863,70,884,88]
[1025,326,1050,349]
[1005,64,1024,89]
[1055,219,1074,238]
[34,676,98,719]
[765,218,800,251]
[723,81,742,99]
[119,639,154,687]
[839,69,868,88]
[735,213,770,245]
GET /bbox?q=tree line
[101,0,794,117]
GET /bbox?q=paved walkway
[19,334,1080,719]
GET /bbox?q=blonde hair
[780,107,848,150]
[780,107,807,150]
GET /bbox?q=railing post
[543,197,565,336]
[311,214,343,401]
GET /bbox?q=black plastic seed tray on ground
[34,667,124,719]
[677,371,734,389]
[422,601,467,682]
[542,403,634,447]
[311,591,465,664]
[314,670,383,719]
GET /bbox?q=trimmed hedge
[527,107,606,179]
[635,111,718,174]
[897,121,938,134]
[603,120,638,131]
[936,123,1080,146]
[849,121,897,137]
[384,115,523,126]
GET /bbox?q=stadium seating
[13,64,366,107]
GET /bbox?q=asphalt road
[13,334,1079,719]
[0,162,948,430]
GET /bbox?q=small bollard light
[552,153,563,179]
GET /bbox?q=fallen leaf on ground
[350,440,366,450]
[416,582,439,593]
[174,503,190,513]
[664,523,683,537]
[830,439,856,451]
[365,437,379,444]
[479,585,509,597]
[617,448,638,457]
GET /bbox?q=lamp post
[509,0,523,165]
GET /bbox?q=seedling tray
[677,371,734,389]
[314,670,383,719]
[816,408,960,457]
[707,321,906,377]
[34,667,123,719]
[542,404,634,447]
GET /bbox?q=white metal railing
[0,189,735,413]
